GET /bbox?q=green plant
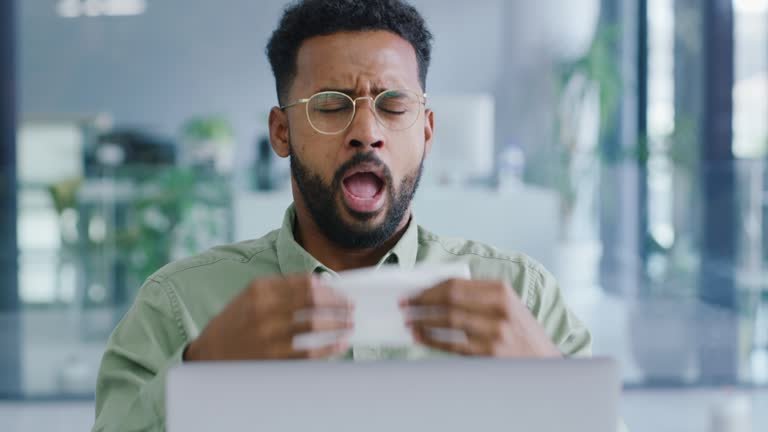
[558,25,622,154]
[532,24,624,219]
[110,166,232,289]
[181,116,234,142]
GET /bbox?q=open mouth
[340,164,387,214]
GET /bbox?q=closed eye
[378,107,408,115]
[314,106,353,113]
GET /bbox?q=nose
[346,97,384,150]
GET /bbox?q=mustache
[332,152,393,187]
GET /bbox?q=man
[92,1,591,431]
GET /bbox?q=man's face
[270,31,434,249]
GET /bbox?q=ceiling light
[56,0,147,18]
[734,0,768,14]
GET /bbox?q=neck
[292,200,411,273]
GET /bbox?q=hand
[185,274,353,361]
[401,279,561,358]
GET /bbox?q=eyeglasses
[280,88,427,135]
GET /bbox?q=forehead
[293,30,422,95]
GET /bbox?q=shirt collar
[276,204,420,276]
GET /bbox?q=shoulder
[417,225,555,306]
[146,229,280,285]
[417,225,550,274]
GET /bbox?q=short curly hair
[266,0,433,104]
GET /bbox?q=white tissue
[293,263,470,349]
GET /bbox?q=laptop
[167,358,619,432]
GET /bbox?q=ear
[269,107,291,158]
[423,108,435,157]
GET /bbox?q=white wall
[19,0,506,163]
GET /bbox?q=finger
[289,275,354,309]
[288,338,351,360]
[291,312,355,334]
[411,325,498,356]
[410,326,481,356]
[406,309,503,342]
[255,311,353,342]
[248,274,352,313]
[293,305,354,323]
[404,279,511,318]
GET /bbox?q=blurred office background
[1,0,767,430]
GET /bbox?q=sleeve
[92,278,189,432]
[524,263,592,358]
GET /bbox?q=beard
[289,147,424,250]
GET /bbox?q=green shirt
[92,205,592,432]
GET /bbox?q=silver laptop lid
[167,358,619,432]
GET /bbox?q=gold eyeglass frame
[280,88,428,135]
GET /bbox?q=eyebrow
[315,86,392,96]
